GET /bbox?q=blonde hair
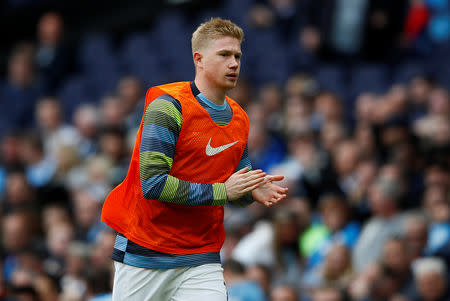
[191,18,244,54]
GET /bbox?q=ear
[193,52,203,69]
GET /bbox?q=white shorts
[112,261,227,301]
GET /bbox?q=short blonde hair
[191,18,244,54]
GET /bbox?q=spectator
[2,171,36,213]
[90,230,115,269]
[270,284,299,301]
[223,259,266,301]
[248,122,286,173]
[2,211,37,283]
[404,213,429,262]
[19,132,56,188]
[35,97,80,158]
[246,264,272,298]
[35,12,74,93]
[98,95,126,128]
[0,131,23,171]
[302,244,353,295]
[332,140,361,198]
[353,176,407,272]
[312,286,345,301]
[72,104,99,159]
[0,43,43,138]
[97,127,128,185]
[313,91,343,130]
[116,76,144,130]
[422,184,450,265]
[271,209,302,287]
[300,194,360,271]
[72,189,105,243]
[380,237,415,295]
[258,83,284,133]
[85,267,112,301]
[409,257,449,301]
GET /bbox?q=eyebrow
[217,49,242,56]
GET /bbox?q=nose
[229,57,239,69]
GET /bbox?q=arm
[229,144,255,207]
[140,95,227,205]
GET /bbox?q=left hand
[251,175,288,207]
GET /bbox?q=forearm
[142,173,227,206]
[140,149,226,205]
[229,144,255,207]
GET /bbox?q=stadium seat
[314,64,348,99]
[392,61,426,84]
[58,75,92,121]
[350,64,390,98]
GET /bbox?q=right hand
[224,167,266,201]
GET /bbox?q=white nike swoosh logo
[205,138,239,156]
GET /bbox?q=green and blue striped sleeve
[139,94,227,206]
[229,144,255,207]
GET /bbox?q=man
[101,18,288,300]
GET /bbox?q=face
[271,286,297,301]
[37,99,62,131]
[417,272,446,300]
[195,36,242,91]
[313,289,342,301]
[382,240,408,272]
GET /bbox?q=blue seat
[314,64,347,99]
[120,32,164,85]
[350,64,389,98]
[392,61,426,84]
[58,75,92,121]
[78,33,119,75]
[86,70,121,101]
[286,39,319,75]
[244,27,288,87]
[223,0,254,26]
[153,11,194,81]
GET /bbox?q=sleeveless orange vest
[101,82,249,254]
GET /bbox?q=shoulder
[151,94,181,111]
[146,93,182,115]
[143,94,183,130]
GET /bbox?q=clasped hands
[224,167,288,207]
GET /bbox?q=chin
[224,80,238,89]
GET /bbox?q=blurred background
[0,0,449,300]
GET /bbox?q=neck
[194,77,226,105]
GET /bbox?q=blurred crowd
[0,0,449,301]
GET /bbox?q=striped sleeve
[139,94,227,206]
[230,144,255,207]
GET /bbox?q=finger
[265,175,284,182]
[275,194,287,202]
[270,184,288,194]
[244,172,266,182]
[244,169,264,177]
[246,176,266,188]
[244,181,265,193]
[276,187,289,194]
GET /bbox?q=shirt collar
[190,81,201,97]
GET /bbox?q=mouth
[226,74,238,80]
